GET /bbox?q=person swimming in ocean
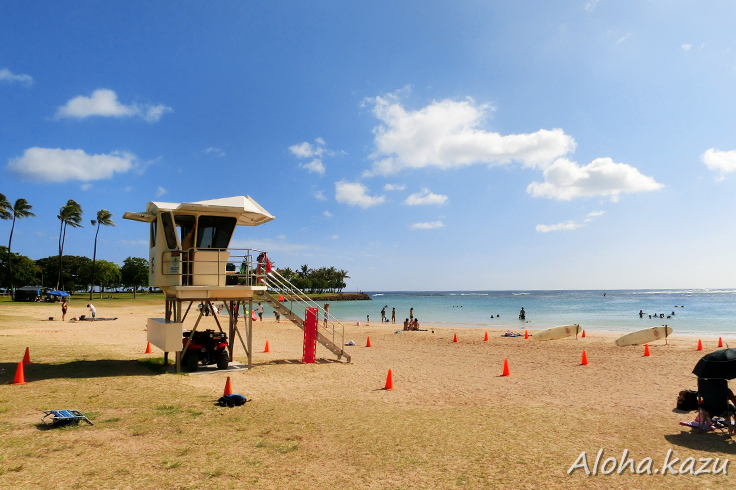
[519,307,525,320]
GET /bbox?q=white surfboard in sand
[533,324,581,341]
[615,326,673,347]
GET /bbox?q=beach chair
[697,378,735,436]
[41,409,94,427]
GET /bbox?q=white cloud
[204,147,225,157]
[7,147,137,183]
[701,149,736,179]
[335,181,385,209]
[54,89,172,122]
[681,44,692,52]
[410,221,445,230]
[584,0,601,12]
[299,158,325,175]
[314,190,327,201]
[289,138,330,158]
[290,138,342,175]
[156,186,167,197]
[143,105,172,122]
[331,235,339,240]
[81,183,92,191]
[404,187,448,206]
[526,157,663,202]
[0,68,33,86]
[536,221,582,233]
[323,211,333,217]
[616,33,632,44]
[584,210,605,222]
[362,92,575,176]
[384,183,406,191]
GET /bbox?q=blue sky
[2,1,736,291]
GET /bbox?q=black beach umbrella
[692,348,736,380]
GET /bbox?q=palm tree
[0,195,35,300]
[89,209,115,300]
[57,200,83,291]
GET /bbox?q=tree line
[276,265,349,294]
[1,193,149,299]
[1,248,149,298]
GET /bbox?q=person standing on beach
[391,307,396,324]
[87,303,96,320]
[61,297,68,321]
[257,302,264,321]
[381,306,387,323]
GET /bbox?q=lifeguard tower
[123,196,350,372]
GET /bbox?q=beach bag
[218,394,248,407]
[677,390,698,411]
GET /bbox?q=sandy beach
[0,299,734,489]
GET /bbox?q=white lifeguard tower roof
[123,196,274,226]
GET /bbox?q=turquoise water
[304,290,736,336]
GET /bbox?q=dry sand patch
[0,301,734,489]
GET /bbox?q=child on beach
[392,308,396,324]
[274,311,280,323]
[87,304,96,320]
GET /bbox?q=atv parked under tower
[182,329,229,372]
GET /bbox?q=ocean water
[308,290,736,336]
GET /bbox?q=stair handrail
[262,269,347,348]
[257,272,350,361]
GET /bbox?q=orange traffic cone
[581,350,588,365]
[453,333,458,343]
[223,376,232,396]
[13,361,26,385]
[366,336,372,347]
[484,332,488,341]
[524,330,529,340]
[384,369,394,390]
[145,342,152,354]
[264,341,270,353]
[644,344,651,357]
[697,339,703,351]
[22,347,31,365]
[501,359,510,377]
[718,337,723,348]
[582,330,586,338]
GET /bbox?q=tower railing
[257,268,350,362]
